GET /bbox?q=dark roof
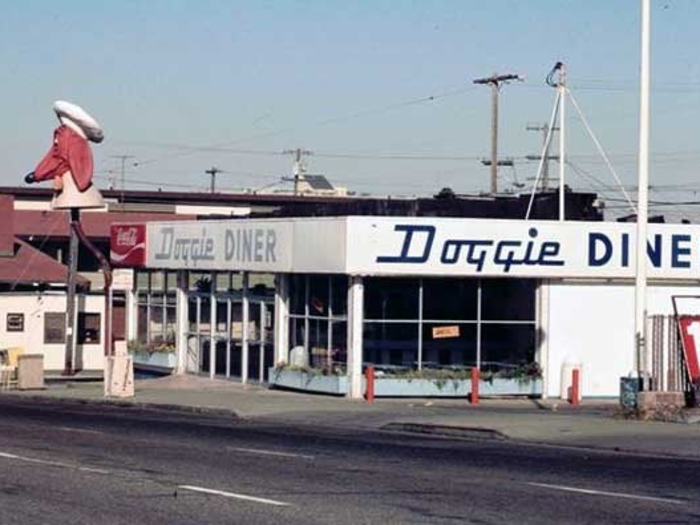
[0,185,604,221]
[303,175,335,191]
[12,210,196,240]
[0,238,88,286]
[0,186,363,207]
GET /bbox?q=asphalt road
[0,398,698,524]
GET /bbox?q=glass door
[247,300,275,382]
[185,294,212,375]
[214,295,244,379]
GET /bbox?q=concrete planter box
[131,351,177,372]
[480,378,543,396]
[268,367,347,395]
[269,368,542,397]
[374,377,542,397]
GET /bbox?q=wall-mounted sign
[110,223,146,267]
[432,325,460,339]
[111,269,135,291]
[347,217,700,280]
[6,313,24,332]
[146,220,294,272]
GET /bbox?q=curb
[382,422,508,441]
[0,393,239,419]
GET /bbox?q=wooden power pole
[473,73,522,194]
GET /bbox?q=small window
[44,312,66,344]
[6,313,24,332]
[78,313,101,344]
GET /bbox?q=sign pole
[63,208,80,375]
[634,0,651,386]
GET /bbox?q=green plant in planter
[272,362,346,379]
[495,363,543,385]
[377,367,473,392]
[128,339,176,355]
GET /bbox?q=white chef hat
[53,100,104,143]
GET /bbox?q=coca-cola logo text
[116,227,139,246]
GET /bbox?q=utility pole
[282,148,312,196]
[205,166,222,194]
[473,73,522,194]
[526,123,559,190]
[635,0,651,387]
[110,155,134,212]
[558,64,567,221]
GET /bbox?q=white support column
[635,0,651,383]
[346,276,364,399]
[175,271,188,375]
[536,279,551,399]
[558,73,567,221]
[125,288,137,343]
[241,272,250,384]
[209,274,216,380]
[274,274,290,366]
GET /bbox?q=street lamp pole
[634,0,651,385]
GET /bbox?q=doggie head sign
[25,100,105,210]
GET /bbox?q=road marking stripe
[526,482,683,505]
[58,426,104,435]
[0,451,110,474]
[227,446,314,460]
[178,485,290,506]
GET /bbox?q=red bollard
[470,367,479,404]
[570,368,580,405]
[365,365,375,404]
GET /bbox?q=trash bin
[17,354,44,390]
[620,376,642,410]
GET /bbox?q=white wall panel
[547,281,700,397]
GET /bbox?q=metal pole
[635,0,651,385]
[63,208,80,375]
[490,83,499,194]
[558,65,567,221]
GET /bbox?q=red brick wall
[0,195,14,256]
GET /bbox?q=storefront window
[364,278,419,321]
[135,270,177,348]
[480,324,535,371]
[249,273,275,299]
[287,274,348,369]
[363,322,420,367]
[362,277,537,373]
[423,278,478,321]
[421,323,477,368]
[481,280,535,321]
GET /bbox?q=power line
[131,85,476,167]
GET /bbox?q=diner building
[112,214,700,399]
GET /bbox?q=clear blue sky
[3,1,700,219]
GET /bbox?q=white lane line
[58,426,104,435]
[178,485,291,507]
[0,450,110,474]
[226,446,315,460]
[526,482,683,505]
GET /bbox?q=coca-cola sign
[110,224,146,267]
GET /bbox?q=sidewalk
[3,375,700,459]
